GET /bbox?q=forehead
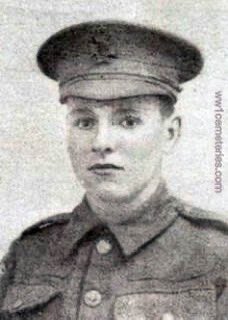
[66,95,162,113]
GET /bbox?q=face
[66,96,179,203]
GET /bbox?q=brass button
[13,299,23,310]
[96,239,112,255]
[0,262,5,276]
[161,313,175,320]
[84,290,102,307]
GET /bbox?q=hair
[155,95,175,119]
[139,94,175,119]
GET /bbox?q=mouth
[88,163,124,175]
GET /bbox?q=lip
[88,163,124,173]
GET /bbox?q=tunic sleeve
[216,263,228,319]
[0,241,18,318]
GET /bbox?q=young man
[0,21,227,320]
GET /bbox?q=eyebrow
[68,107,95,116]
[113,107,140,114]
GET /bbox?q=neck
[85,176,164,225]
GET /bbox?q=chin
[91,182,131,202]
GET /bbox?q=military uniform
[1,21,227,319]
[0,183,227,319]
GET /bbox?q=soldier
[0,21,227,319]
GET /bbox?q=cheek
[123,125,164,165]
[67,131,91,165]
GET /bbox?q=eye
[73,118,95,130]
[120,116,142,129]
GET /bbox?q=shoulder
[175,199,228,233]
[173,198,228,260]
[21,211,72,237]
[17,211,73,255]
[7,212,72,253]
[0,211,72,276]
[0,211,72,308]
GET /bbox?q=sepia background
[1,0,228,259]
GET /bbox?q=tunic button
[96,239,112,255]
[13,299,23,310]
[0,266,3,277]
[84,290,102,307]
[0,262,6,276]
[161,313,175,320]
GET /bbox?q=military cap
[37,20,203,103]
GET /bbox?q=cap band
[59,72,181,103]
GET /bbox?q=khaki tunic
[0,185,227,319]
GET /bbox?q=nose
[91,122,115,155]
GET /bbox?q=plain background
[1,0,228,260]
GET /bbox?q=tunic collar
[59,182,179,259]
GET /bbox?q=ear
[162,115,181,154]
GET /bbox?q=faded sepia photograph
[0,1,227,319]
